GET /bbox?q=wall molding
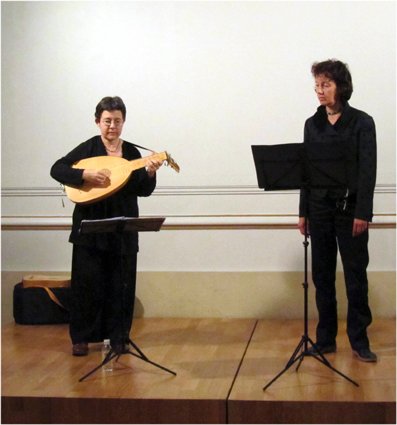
[1,183,396,198]
[2,213,395,231]
[2,184,395,230]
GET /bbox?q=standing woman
[298,60,377,362]
[51,96,163,356]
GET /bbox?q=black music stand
[78,216,176,382]
[252,143,359,391]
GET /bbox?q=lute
[64,151,179,205]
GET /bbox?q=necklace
[104,139,121,152]
[327,109,342,116]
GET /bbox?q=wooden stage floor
[2,318,395,424]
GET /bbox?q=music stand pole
[263,187,358,391]
[78,217,176,382]
[251,144,359,391]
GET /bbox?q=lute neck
[129,152,168,172]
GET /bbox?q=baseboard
[2,271,395,325]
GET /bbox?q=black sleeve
[299,121,310,217]
[137,169,157,197]
[50,142,90,186]
[354,116,377,221]
[119,143,157,197]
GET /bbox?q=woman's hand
[146,156,163,178]
[83,169,111,186]
[298,217,309,236]
[353,218,368,237]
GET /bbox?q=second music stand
[78,216,176,382]
[252,142,359,391]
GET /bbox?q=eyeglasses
[101,119,124,127]
[314,82,334,92]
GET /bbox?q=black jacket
[50,136,156,252]
[299,103,377,221]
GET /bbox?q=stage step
[2,318,395,423]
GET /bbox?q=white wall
[2,1,395,189]
[2,1,395,274]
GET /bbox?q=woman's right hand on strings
[83,169,111,186]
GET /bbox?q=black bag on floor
[13,282,71,324]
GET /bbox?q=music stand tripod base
[262,335,359,391]
[79,338,176,382]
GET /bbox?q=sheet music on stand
[79,216,165,234]
[251,141,348,191]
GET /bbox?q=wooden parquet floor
[2,318,395,424]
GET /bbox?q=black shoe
[353,348,377,363]
[72,342,88,356]
[307,343,337,355]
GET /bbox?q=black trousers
[70,244,137,346]
[308,196,372,351]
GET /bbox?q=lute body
[64,151,179,205]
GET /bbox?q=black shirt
[50,136,156,252]
[299,103,377,221]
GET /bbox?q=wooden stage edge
[2,318,396,424]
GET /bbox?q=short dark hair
[311,59,353,102]
[95,96,126,121]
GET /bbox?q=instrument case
[13,276,71,325]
